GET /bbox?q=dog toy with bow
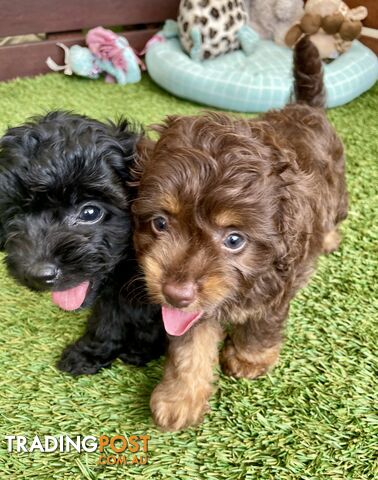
[46,27,142,84]
[285,0,368,59]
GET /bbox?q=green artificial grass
[0,73,377,480]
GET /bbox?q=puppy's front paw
[150,381,210,431]
[322,229,341,254]
[220,340,280,380]
[57,344,112,376]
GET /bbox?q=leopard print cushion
[178,0,248,60]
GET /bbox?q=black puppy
[0,111,165,374]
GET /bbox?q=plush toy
[248,0,304,46]
[285,0,368,59]
[46,27,142,84]
[176,0,258,61]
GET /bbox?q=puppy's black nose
[163,281,196,308]
[29,264,59,285]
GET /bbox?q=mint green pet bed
[146,36,378,112]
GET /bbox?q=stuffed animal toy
[46,27,142,84]
[285,0,368,59]
[248,0,304,46]
[176,0,257,61]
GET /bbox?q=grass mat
[0,73,376,479]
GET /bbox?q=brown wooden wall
[0,0,180,81]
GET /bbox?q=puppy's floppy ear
[106,117,142,181]
[0,122,41,170]
[0,223,4,250]
[130,135,156,186]
[0,118,46,250]
[0,124,37,251]
[0,175,8,251]
[130,115,179,185]
[0,189,4,249]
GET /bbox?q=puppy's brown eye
[223,233,246,251]
[152,216,168,233]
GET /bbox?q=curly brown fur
[132,37,348,430]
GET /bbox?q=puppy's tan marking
[160,194,181,215]
[142,256,163,282]
[141,256,165,302]
[213,210,243,228]
[202,275,230,306]
[150,319,222,431]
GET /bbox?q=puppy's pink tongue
[162,306,203,336]
[52,281,90,311]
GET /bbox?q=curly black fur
[0,111,166,375]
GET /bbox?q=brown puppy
[132,36,348,431]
